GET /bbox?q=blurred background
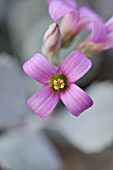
[0,0,113,170]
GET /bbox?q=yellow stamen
[53,78,65,91]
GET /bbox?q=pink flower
[23,50,93,118]
[48,0,107,42]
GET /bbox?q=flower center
[50,74,68,92]
[53,78,65,91]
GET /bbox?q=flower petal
[80,6,103,23]
[105,16,113,32]
[99,32,113,50]
[27,85,60,118]
[90,21,107,42]
[60,84,93,116]
[58,50,92,83]
[79,6,107,42]
[63,0,77,9]
[49,0,77,21]
[48,0,77,8]
[23,53,57,84]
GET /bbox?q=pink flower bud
[60,11,79,47]
[42,23,61,57]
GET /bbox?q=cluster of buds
[42,0,113,61]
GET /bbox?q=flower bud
[60,11,79,47]
[42,23,61,57]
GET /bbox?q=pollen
[53,78,65,91]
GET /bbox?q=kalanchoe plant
[23,50,93,118]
